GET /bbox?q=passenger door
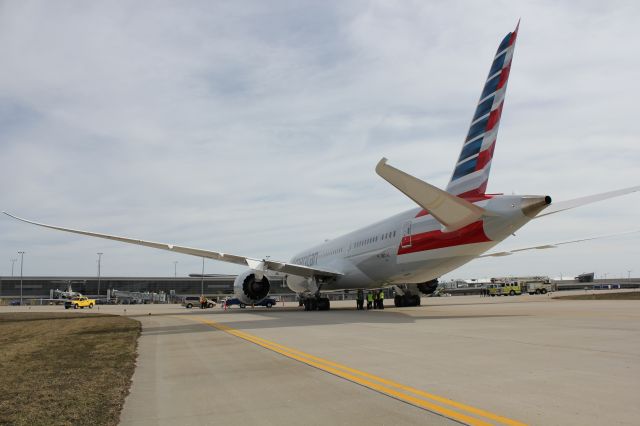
[400,221,412,249]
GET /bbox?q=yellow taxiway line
[189,317,527,426]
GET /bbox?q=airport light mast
[200,258,205,296]
[18,251,24,305]
[97,252,103,297]
[10,258,17,276]
[173,261,178,278]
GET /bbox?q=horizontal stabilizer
[480,230,640,257]
[536,185,640,218]
[376,158,486,232]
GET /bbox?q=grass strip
[0,312,140,426]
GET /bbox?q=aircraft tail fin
[446,22,519,200]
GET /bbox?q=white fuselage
[286,194,542,295]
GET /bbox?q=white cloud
[1,1,639,281]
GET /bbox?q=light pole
[97,253,103,297]
[18,251,25,305]
[201,258,205,296]
[10,258,17,276]
[628,270,632,279]
[173,261,178,278]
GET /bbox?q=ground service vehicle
[489,282,522,296]
[225,297,277,308]
[64,297,95,309]
[526,281,553,295]
[182,296,216,309]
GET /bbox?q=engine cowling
[417,279,439,295]
[233,270,271,304]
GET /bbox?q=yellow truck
[64,296,96,309]
[488,282,522,296]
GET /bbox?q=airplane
[4,23,639,311]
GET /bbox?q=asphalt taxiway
[4,293,639,425]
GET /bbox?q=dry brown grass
[0,312,140,426]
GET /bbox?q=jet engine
[417,279,439,295]
[233,270,271,304]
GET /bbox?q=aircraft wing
[2,212,342,279]
[479,230,639,258]
[536,185,640,217]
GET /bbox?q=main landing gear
[394,294,421,307]
[302,295,330,311]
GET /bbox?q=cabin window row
[354,230,396,248]
[320,247,344,258]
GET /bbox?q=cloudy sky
[1,0,639,281]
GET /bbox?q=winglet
[376,158,486,232]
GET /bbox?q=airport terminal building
[0,274,292,302]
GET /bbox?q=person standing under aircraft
[378,290,385,310]
[366,291,373,310]
[356,289,364,310]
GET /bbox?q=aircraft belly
[389,241,499,284]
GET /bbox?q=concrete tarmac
[4,292,639,425]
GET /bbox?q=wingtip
[375,157,389,174]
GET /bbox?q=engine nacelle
[417,279,439,295]
[233,270,271,304]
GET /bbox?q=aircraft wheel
[318,298,330,311]
[394,295,402,307]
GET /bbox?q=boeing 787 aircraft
[5,24,639,311]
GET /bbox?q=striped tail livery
[446,23,519,200]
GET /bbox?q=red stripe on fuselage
[397,221,490,255]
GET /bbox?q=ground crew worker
[200,294,206,309]
[366,291,373,310]
[378,290,384,309]
[356,289,364,310]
